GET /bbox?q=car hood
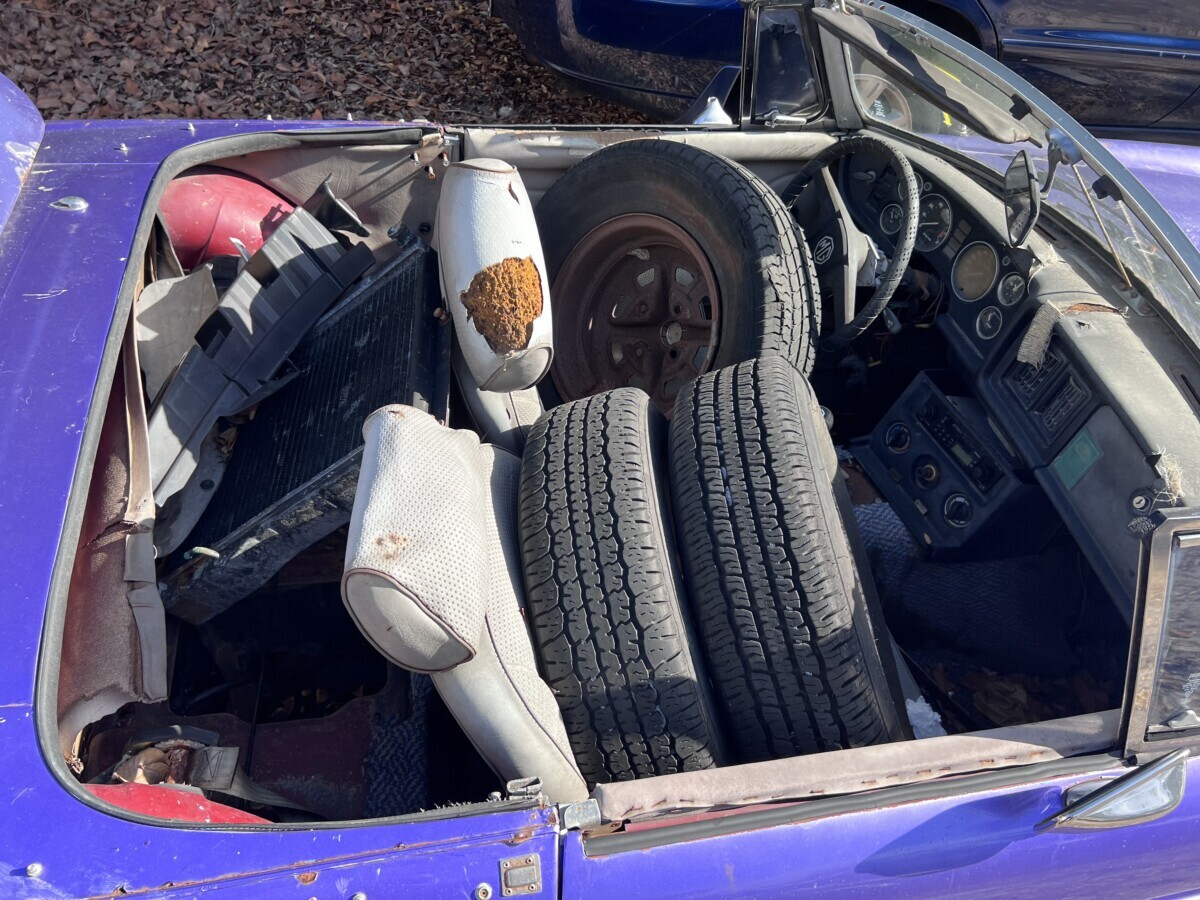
[0,72,43,239]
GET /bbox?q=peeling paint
[6,139,38,183]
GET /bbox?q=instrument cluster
[846,154,1032,357]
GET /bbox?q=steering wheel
[781,135,920,352]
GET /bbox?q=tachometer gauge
[998,272,1026,307]
[879,203,903,236]
[975,306,1003,341]
[950,242,998,302]
[915,193,952,252]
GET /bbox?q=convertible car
[6,1,1200,897]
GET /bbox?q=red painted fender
[159,167,294,269]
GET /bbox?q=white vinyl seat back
[343,406,491,673]
[433,445,586,801]
[451,340,544,456]
[343,405,587,801]
[435,158,553,392]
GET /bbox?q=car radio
[853,371,1053,559]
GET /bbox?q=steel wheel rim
[550,213,721,412]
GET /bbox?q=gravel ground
[0,0,647,124]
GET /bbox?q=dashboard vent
[1007,346,1064,406]
[1034,375,1088,437]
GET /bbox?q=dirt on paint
[460,256,543,354]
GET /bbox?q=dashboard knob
[943,493,973,529]
[914,457,939,489]
[885,422,911,454]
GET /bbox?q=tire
[536,139,819,413]
[669,357,902,763]
[519,388,727,783]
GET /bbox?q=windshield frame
[823,0,1200,352]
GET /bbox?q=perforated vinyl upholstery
[452,340,544,456]
[433,445,586,801]
[343,406,490,672]
[343,406,586,801]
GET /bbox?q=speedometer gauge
[915,194,952,252]
[951,242,998,302]
[998,272,1026,306]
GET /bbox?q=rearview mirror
[1004,149,1041,248]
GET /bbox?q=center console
[853,371,1053,559]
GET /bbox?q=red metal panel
[85,783,270,824]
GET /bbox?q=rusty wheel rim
[551,213,721,413]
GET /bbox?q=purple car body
[7,1,1200,894]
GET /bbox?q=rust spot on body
[507,826,537,846]
[296,871,318,885]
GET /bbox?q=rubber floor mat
[852,500,1080,676]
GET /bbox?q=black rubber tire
[519,388,727,783]
[536,139,820,401]
[669,357,900,762]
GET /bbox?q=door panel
[982,0,1200,127]
[563,762,1200,898]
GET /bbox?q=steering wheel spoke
[784,135,920,352]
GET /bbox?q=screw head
[25,863,44,878]
[474,884,494,900]
[350,893,368,900]
[1132,494,1149,511]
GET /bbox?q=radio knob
[885,422,911,454]
[944,493,973,529]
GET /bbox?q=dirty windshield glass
[842,15,1200,344]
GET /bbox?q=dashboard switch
[885,422,911,453]
[914,456,940,489]
[943,493,974,528]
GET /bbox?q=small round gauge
[951,242,999,302]
[915,193,952,253]
[879,203,904,236]
[998,272,1026,307]
[975,306,1003,341]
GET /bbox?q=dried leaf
[2,0,653,125]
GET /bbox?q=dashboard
[833,144,1200,620]
[840,150,1038,369]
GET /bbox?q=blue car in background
[494,0,1200,137]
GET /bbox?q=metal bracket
[558,799,601,832]
[500,854,542,896]
[504,776,543,801]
